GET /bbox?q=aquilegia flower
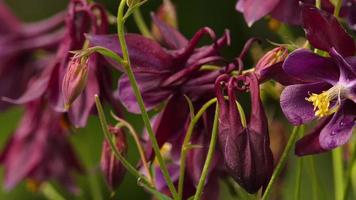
[3,0,113,128]
[0,100,83,193]
[280,4,356,155]
[0,2,64,111]
[215,73,274,193]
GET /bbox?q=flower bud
[126,0,143,7]
[254,46,290,84]
[100,126,127,189]
[151,0,178,40]
[62,58,89,109]
[255,46,288,71]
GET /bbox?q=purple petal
[270,0,303,25]
[145,95,189,160]
[329,47,356,82]
[87,34,173,73]
[319,101,356,150]
[302,4,356,57]
[236,0,280,26]
[115,74,171,113]
[283,48,339,84]
[151,14,188,50]
[280,82,331,125]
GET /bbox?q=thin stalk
[294,126,305,200]
[316,0,321,9]
[333,147,344,200]
[342,144,356,200]
[41,183,66,200]
[193,104,219,200]
[133,9,153,38]
[261,126,301,200]
[177,98,217,200]
[116,1,178,198]
[95,95,148,184]
[333,0,343,18]
[112,114,155,186]
[309,156,320,200]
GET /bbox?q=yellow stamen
[305,85,344,118]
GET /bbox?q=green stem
[116,1,178,198]
[95,95,149,185]
[342,144,356,200]
[41,183,66,200]
[333,0,343,18]
[112,114,155,187]
[177,98,217,200]
[261,126,301,200]
[333,147,344,200]
[316,0,321,9]
[309,156,320,200]
[133,9,153,38]
[193,104,219,200]
[294,158,303,200]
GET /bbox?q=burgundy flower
[88,14,230,158]
[0,100,83,193]
[280,5,356,155]
[100,126,127,189]
[215,73,273,193]
[0,2,65,111]
[3,0,112,128]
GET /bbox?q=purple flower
[280,5,356,155]
[88,14,230,158]
[215,73,273,193]
[100,126,127,189]
[0,100,83,193]
[2,0,112,128]
[236,0,316,26]
[0,2,65,111]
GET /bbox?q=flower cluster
[0,0,355,199]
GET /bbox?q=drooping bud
[215,74,273,194]
[127,0,143,7]
[100,126,127,189]
[255,46,288,72]
[62,58,89,109]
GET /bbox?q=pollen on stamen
[305,92,330,118]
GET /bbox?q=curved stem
[116,1,178,198]
[294,126,305,200]
[133,9,153,38]
[112,114,155,187]
[95,95,148,184]
[177,98,217,200]
[193,104,219,200]
[261,126,301,200]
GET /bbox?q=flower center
[306,85,345,118]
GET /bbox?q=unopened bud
[152,0,177,40]
[254,46,288,83]
[62,58,89,109]
[100,126,127,189]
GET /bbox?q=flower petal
[280,82,331,125]
[236,0,280,26]
[151,14,188,50]
[283,49,339,84]
[115,74,171,113]
[302,4,356,57]
[87,34,173,73]
[319,101,356,150]
[270,0,303,25]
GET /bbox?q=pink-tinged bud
[62,58,89,109]
[255,46,288,71]
[254,46,289,84]
[100,126,127,189]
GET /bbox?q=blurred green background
[1,0,354,199]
